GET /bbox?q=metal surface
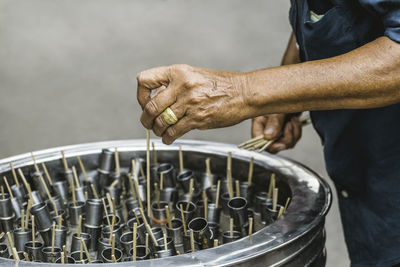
[0,139,331,266]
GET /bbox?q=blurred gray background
[0,0,349,265]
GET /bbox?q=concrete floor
[0,0,349,265]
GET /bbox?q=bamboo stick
[31,215,35,248]
[146,130,151,218]
[180,204,187,235]
[23,252,30,262]
[3,176,14,198]
[114,148,120,177]
[227,152,233,198]
[77,215,82,238]
[235,180,240,197]
[205,157,214,189]
[248,157,254,186]
[152,142,158,166]
[25,199,32,231]
[185,178,194,211]
[72,166,80,188]
[51,222,55,253]
[17,169,32,199]
[63,246,67,262]
[145,233,149,254]
[190,230,195,252]
[132,175,144,212]
[61,252,65,264]
[71,180,77,207]
[163,233,168,250]
[58,215,62,230]
[37,167,58,217]
[249,217,253,237]
[60,151,69,173]
[102,198,111,226]
[267,173,275,199]
[229,217,234,237]
[90,184,99,199]
[284,197,291,213]
[179,145,184,173]
[215,180,221,208]
[81,239,92,263]
[202,190,208,219]
[165,205,172,229]
[9,163,19,186]
[137,155,145,179]
[160,173,164,190]
[277,206,285,218]
[21,209,25,232]
[128,170,136,200]
[272,188,278,212]
[111,254,117,263]
[133,222,137,261]
[213,239,218,247]
[154,182,160,209]
[77,156,89,183]
[238,135,264,147]
[41,162,53,186]
[111,233,115,258]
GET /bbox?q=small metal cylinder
[207,203,221,224]
[97,237,111,260]
[103,214,121,228]
[11,184,26,206]
[101,247,122,263]
[83,224,102,251]
[222,230,241,244]
[220,178,236,195]
[70,233,91,253]
[31,190,43,205]
[102,224,123,244]
[53,226,67,249]
[74,187,86,203]
[24,241,43,261]
[188,217,213,248]
[254,191,271,214]
[153,248,176,258]
[151,201,168,225]
[221,192,232,215]
[127,217,146,244]
[85,198,103,226]
[129,245,150,260]
[10,197,22,220]
[97,169,110,192]
[70,251,88,264]
[120,231,139,255]
[68,201,86,226]
[30,202,52,231]
[52,181,69,204]
[8,251,24,260]
[155,236,175,252]
[183,232,200,252]
[199,173,217,190]
[206,187,218,204]
[99,148,114,173]
[31,171,51,199]
[55,256,75,263]
[0,216,15,232]
[157,163,175,188]
[0,243,9,258]
[208,222,220,239]
[261,204,283,225]
[175,201,196,223]
[0,193,14,218]
[166,218,184,245]
[13,228,32,252]
[177,169,195,192]
[46,194,65,212]
[159,187,179,207]
[126,197,139,212]
[228,197,249,227]
[41,246,61,263]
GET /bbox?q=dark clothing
[288,0,400,266]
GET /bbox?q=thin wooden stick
[72,166,80,188]
[9,163,19,186]
[21,209,25,232]
[17,169,32,198]
[227,152,233,198]
[77,215,82,238]
[7,232,18,260]
[248,157,254,186]
[202,190,208,219]
[145,233,149,253]
[81,239,92,263]
[205,158,214,190]
[128,170,137,200]
[31,215,35,248]
[23,252,30,261]
[137,155,145,179]
[25,199,32,230]
[133,177,144,212]
[165,205,172,229]
[114,148,120,177]
[185,178,194,211]
[111,254,117,263]
[3,177,14,198]
[215,180,221,208]
[41,162,53,186]
[235,180,240,197]
[90,184,99,199]
[77,156,89,183]
[80,240,83,262]
[180,203,187,235]
[248,217,253,236]
[190,230,195,252]
[60,151,69,173]
[272,188,278,212]
[229,217,234,237]
[213,239,218,247]
[61,252,65,264]
[152,142,158,166]
[58,215,62,230]
[179,145,184,173]
[37,167,58,217]
[146,130,151,218]
[63,245,67,262]
[163,233,168,250]
[138,208,158,246]
[284,197,291,213]
[259,140,276,153]
[7,231,15,249]
[111,233,115,257]
[238,135,264,147]
[110,179,119,188]
[268,173,275,199]
[160,172,164,190]
[71,179,77,207]
[102,198,111,226]
[154,183,160,209]
[51,222,56,253]
[277,206,285,218]
[133,222,137,261]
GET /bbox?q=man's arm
[244,37,400,116]
[137,37,400,144]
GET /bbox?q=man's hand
[137,64,252,144]
[251,114,302,154]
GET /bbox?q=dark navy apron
[289,0,400,266]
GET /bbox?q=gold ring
[162,107,178,125]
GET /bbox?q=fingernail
[264,128,274,135]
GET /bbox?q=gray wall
[0,0,349,265]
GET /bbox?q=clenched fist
[137,64,254,144]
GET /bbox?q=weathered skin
[137,36,400,146]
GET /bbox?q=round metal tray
[0,139,331,266]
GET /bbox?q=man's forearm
[243,37,400,116]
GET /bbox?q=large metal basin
[0,139,331,266]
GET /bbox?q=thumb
[264,114,285,140]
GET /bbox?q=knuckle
[166,127,177,139]
[144,100,159,116]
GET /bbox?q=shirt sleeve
[359,0,400,43]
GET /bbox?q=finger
[162,116,194,145]
[263,114,285,140]
[251,116,267,138]
[153,102,186,137]
[291,117,302,142]
[140,85,177,129]
[268,122,294,153]
[137,66,170,108]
